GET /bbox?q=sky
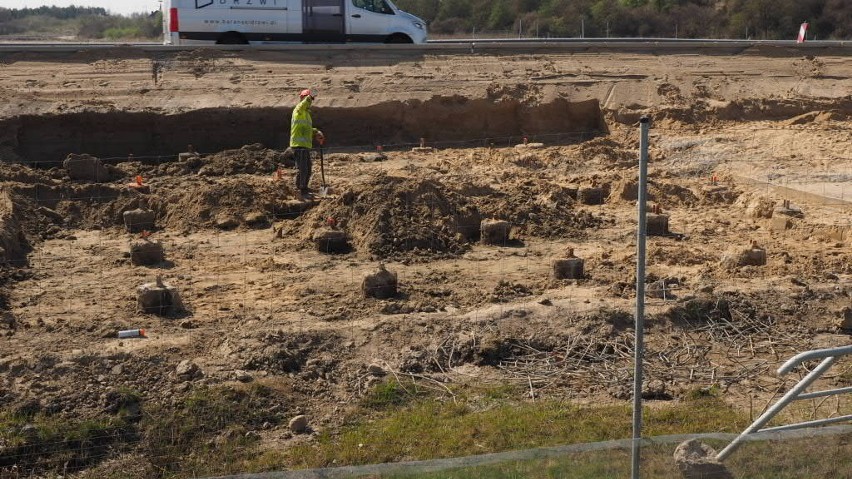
[0,0,160,16]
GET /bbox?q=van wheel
[385,34,413,44]
[217,32,248,45]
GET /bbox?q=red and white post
[797,22,809,43]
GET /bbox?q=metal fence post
[632,116,651,479]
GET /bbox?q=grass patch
[143,382,282,477]
[244,391,749,472]
[0,410,134,475]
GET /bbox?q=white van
[162,0,427,45]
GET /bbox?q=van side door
[303,0,345,42]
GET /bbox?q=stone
[123,208,156,233]
[130,239,164,266]
[277,199,314,219]
[578,187,604,205]
[412,147,434,153]
[63,153,111,182]
[37,206,64,223]
[514,142,545,149]
[745,197,775,219]
[642,379,672,400]
[367,363,385,376]
[552,258,584,280]
[175,360,202,381]
[312,228,349,254]
[673,439,733,479]
[244,211,267,227]
[480,219,511,245]
[137,277,183,316]
[215,214,239,230]
[362,264,398,299]
[646,213,670,236]
[288,415,309,434]
[721,243,767,268]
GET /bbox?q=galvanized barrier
[717,345,852,461]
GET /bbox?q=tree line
[0,6,162,40]
[395,0,851,39]
[0,1,849,40]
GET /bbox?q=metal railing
[717,345,852,461]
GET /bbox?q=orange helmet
[299,89,314,99]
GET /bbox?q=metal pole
[631,116,650,479]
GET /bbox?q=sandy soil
[0,46,850,475]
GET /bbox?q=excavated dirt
[0,47,851,477]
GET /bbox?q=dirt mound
[152,178,294,231]
[293,174,477,259]
[287,173,607,259]
[471,180,606,238]
[608,177,699,207]
[115,143,287,179]
[573,137,636,166]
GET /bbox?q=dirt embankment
[0,48,850,478]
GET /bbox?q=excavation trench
[0,97,607,163]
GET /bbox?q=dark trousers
[293,147,312,192]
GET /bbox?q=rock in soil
[175,360,202,381]
[63,153,111,182]
[673,439,733,479]
[289,415,309,434]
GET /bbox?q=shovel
[318,140,329,197]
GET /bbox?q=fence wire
[0,123,850,478]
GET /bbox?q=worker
[290,89,324,196]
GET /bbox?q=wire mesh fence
[0,122,850,478]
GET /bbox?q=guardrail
[0,38,849,55]
[716,345,852,461]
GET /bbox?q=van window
[352,0,394,15]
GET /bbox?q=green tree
[488,0,515,30]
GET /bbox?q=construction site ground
[0,45,850,477]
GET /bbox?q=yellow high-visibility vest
[290,97,318,148]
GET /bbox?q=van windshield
[352,0,395,15]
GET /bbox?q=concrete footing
[313,228,349,254]
[553,258,584,280]
[723,242,767,267]
[123,208,155,233]
[578,187,604,205]
[137,277,183,316]
[130,239,164,266]
[481,219,511,245]
[646,213,670,236]
[741,246,767,266]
